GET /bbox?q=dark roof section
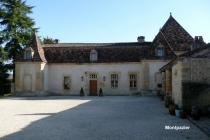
[179,44,210,58]
[146,15,194,60]
[160,44,210,72]
[43,42,151,63]
[14,32,47,62]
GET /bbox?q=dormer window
[90,49,98,61]
[26,51,31,59]
[157,49,163,56]
[156,43,164,57]
[24,47,34,59]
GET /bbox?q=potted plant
[169,104,176,115]
[191,105,200,120]
[99,87,103,97]
[165,96,172,108]
[156,91,161,97]
[179,111,186,119]
[80,87,84,96]
[159,94,164,101]
[64,82,70,89]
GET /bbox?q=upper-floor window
[90,49,98,61]
[156,43,164,57]
[24,47,34,59]
[157,49,163,56]
[111,74,118,88]
[26,51,31,59]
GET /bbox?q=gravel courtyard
[0,96,209,140]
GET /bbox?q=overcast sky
[27,0,210,43]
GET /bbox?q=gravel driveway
[0,96,209,140]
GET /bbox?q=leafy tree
[0,47,9,95]
[0,0,35,81]
[43,36,54,44]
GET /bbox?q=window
[90,50,98,61]
[90,74,97,79]
[91,53,97,61]
[111,74,118,88]
[157,84,162,88]
[26,51,31,59]
[157,49,163,56]
[24,47,34,59]
[130,74,137,88]
[64,76,70,89]
[156,43,164,57]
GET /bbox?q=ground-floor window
[130,74,137,88]
[111,74,118,88]
[64,76,70,89]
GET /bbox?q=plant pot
[169,104,176,115]
[165,100,172,108]
[99,92,103,97]
[80,92,84,96]
[160,96,164,101]
[175,109,182,117]
[191,112,200,120]
[180,112,186,119]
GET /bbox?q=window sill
[111,87,118,89]
[130,87,137,90]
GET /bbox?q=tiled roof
[14,14,196,64]
[179,44,210,58]
[43,43,151,63]
[146,15,194,60]
[14,32,47,62]
[160,44,209,72]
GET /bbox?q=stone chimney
[191,36,205,50]
[54,39,60,44]
[137,36,145,42]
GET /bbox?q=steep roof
[14,32,47,62]
[146,14,194,60]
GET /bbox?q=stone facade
[14,14,196,96]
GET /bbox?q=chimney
[54,39,60,44]
[191,36,205,51]
[137,36,145,42]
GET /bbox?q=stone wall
[14,62,47,96]
[172,58,210,111]
[141,60,169,94]
[48,63,142,95]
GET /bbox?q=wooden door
[90,80,97,96]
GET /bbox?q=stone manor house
[13,14,207,97]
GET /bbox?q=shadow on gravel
[1,96,144,140]
[1,96,209,140]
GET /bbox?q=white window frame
[24,47,34,59]
[130,74,137,88]
[90,49,98,61]
[90,74,97,79]
[111,74,118,88]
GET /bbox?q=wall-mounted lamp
[81,76,83,81]
[85,71,87,74]
[103,76,105,81]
